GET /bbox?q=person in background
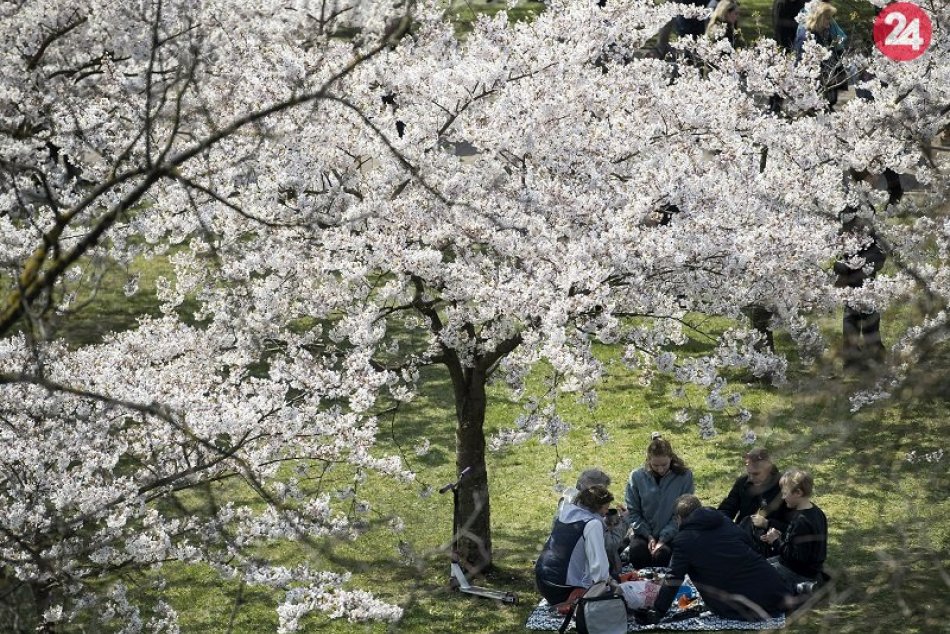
[535,485,615,606]
[833,212,886,370]
[635,495,790,624]
[655,0,709,58]
[674,0,710,38]
[794,1,848,106]
[705,0,741,47]
[624,434,695,568]
[772,0,806,50]
[762,469,828,593]
[556,469,611,512]
[718,447,794,555]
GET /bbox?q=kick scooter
[438,466,519,604]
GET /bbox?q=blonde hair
[780,468,814,497]
[806,2,837,33]
[706,0,739,38]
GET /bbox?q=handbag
[559,581,628,634]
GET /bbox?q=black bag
[559,581,628,634]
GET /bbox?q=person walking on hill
[833,213,887,370]
[794,1,848,106]
[772,0,806,50]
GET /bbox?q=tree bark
[31,581,55,633]
[446,360,493,573]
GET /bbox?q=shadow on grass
[790,520,950,634]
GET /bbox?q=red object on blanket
[555,588,587,615]
[618,571,639,582]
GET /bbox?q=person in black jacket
[638,495,790,624]
[718,447,794,555]
[674,0,709,38]
[761,469,828,590]
[834,213,887,370]
[772,0,806,50]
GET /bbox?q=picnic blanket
[525,574,786,632]
[524,602,786,632]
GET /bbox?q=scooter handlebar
[438,466,473,493]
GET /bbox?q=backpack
[559,581,628,634]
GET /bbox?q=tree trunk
[447,362,493,573]
[31,582,56,633]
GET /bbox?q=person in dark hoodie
[834,212,887,370]
[718,447,795,555]
[636,494,790,624]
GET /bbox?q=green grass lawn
[446,0,880,49]
[111,301,947,633]
[157,359,947,633]
[45,241,949,633]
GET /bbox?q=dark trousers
[743,305,775,352]
[626,535,672,569]
[843,307,884,366]
[535,574,578,606]
[738,516,772,557]
[884,168,903,205]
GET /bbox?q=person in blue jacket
[624,434,695,568]
[637,495,791,624]
[794,1,848,106]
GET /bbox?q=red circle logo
[874,2,933,61]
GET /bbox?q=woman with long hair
[794,1,848,105]
[624,434,695,568]
[706,0,741,46]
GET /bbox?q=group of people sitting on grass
[534,434,828,623]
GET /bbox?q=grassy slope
[72,265,946,632]
[149,330,949,633]
[446,1,880,46]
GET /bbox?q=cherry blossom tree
[1,0,948,629]
[1,0,416,630]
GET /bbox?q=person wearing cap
[718,448,794,555]
[634,494,790,625]
[556,468,613,516]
